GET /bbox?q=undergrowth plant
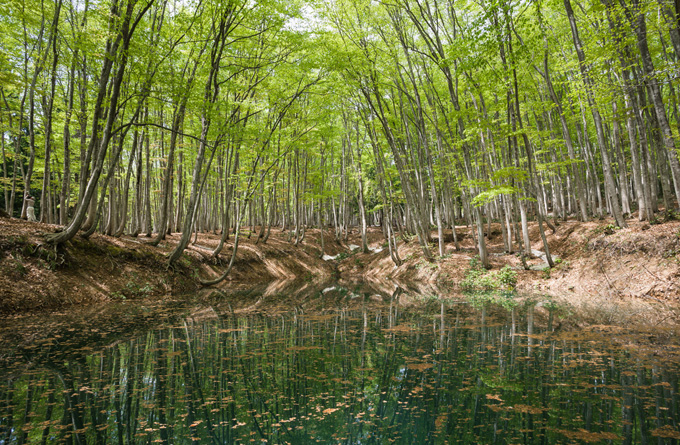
[461,257,517,291]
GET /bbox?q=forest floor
[1,213,679,326]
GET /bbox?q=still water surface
[0,284,679,444]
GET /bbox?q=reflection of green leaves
[480,373,522,392]
[465,290,519,311]
[2,287,676,444]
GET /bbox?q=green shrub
[415,260,438,271]
[603,224,620,235]
[542,266,551,280]
[497,265,518,288]
[118,276,155,299]
[651,210,680,225]
[592,224,620,235]
[468,256,484,271]
[461,257,517,291]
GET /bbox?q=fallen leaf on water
[651,426,680,439]
[406,363,433,371]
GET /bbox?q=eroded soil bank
[1,214,679,325]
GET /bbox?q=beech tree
[1,0,679,271]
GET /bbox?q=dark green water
[0,284,679,444]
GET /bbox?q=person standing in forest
[25,194,36,222]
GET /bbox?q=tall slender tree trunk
[623,0,680,208]
[564,0,627,227]
[47,0,153,244]
[40,9,61,223]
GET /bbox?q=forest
[3,2,680,441]
[1,0,680,274]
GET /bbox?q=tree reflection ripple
[0,290,679,444]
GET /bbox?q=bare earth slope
[0,217,335,314]
[1,214,679,319]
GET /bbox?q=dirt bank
[0,216,336,314]
[353,218,680,300]
[347,217,680,326]
[1,214,679,322]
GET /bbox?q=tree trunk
[47,0,151,244]
[564,0,627,227]
[623,0,680,208]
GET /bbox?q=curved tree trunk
[46,0,152,245]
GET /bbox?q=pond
[0,283,679,444]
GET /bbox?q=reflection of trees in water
[1,304,679,444]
